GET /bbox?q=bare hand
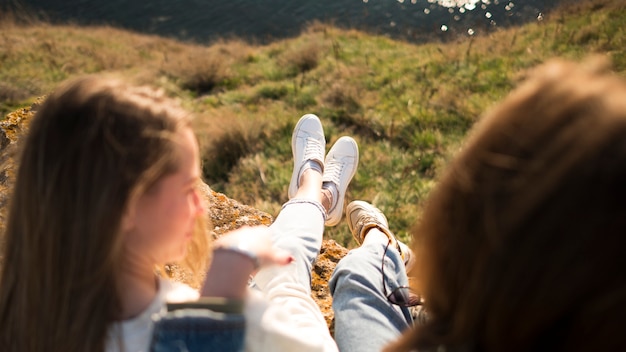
[213,226,294,269]
[202,226,293,298]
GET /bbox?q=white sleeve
[160,278,200,302]
[245,268,338,352]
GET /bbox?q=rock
[312,239,349,331]
[0,101,348,331]
[0,99,44,212]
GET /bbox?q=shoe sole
[288,114,325,199]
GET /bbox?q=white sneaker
[288,114,326,199]
[346,200,413,265]
[323,136,359,226]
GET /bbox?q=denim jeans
[330,241,413,352]
[150,308,246,352]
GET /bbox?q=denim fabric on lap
[149,309,245,352]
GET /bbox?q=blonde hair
[390,58,626,351]
[0,76,209,351]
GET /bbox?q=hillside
[1,0,624,248]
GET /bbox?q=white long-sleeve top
[106,274,338,352]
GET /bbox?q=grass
[1,0,625,247]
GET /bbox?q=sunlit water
[9,0,559,43]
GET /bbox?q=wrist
[212,244,260,270]
[201,250,255,299]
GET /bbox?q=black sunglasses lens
[387,287,422,307]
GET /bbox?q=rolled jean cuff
[281,198,326,221]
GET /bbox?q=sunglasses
[382,240,423,307]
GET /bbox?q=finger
[273,250,295,266]
[258,248,294,267]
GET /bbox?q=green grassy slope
[1,0,624,246]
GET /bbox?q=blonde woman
[0,77,355,352]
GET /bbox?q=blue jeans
[330,241,413,352]
[150,308,246,352]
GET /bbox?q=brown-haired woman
[394,57,626,351]
[0,77,350,351]
[334,58,626,352]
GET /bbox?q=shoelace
[356,215,387,242]
[303,136,324,163]
[356,215,407,261]
[322,157,344,186]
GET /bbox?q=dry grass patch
[194,109,269,185]
[278,35,325,76]
[161,39,254,95]
[0,81,34,103]
[161,47,232,94]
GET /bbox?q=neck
[117,260,159,320]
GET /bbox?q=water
[6,0,560,44]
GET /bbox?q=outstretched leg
[252,114,358,352]
[256,115,359,290]
[330,201,415,352]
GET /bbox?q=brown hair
[0,76,209,351]
[390,58,626,352]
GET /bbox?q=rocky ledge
[0,102,348,332]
